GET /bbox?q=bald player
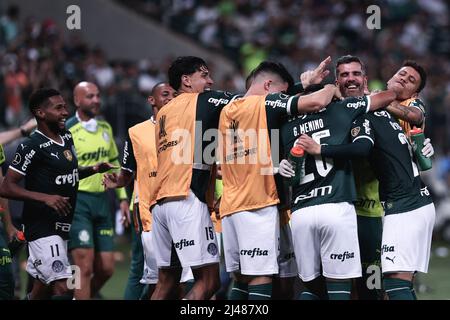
[66,82,129,299]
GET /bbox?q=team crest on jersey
[229,120,242,144]
[102,131,110,142]
[52,260,65,273]
[63,150,73,161]
[79,230,90,243]
[11,153,21,165]
[351,127,360,137]
[159,115,167,138]
[207,243,218,256]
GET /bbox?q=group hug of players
[0,54,435,300]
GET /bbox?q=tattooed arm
[385,100,424,126]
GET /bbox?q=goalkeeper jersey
[66,115,127,199]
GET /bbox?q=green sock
[228,281,248,300]
[248,283,272,300]
[383,278,414,300]
[299,291,320,300]
[326,281,351,300]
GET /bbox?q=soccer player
[0,88,114,300]
[241,57,333,300]
[0,119,36,300]
[296,57,434,300]
[150,56,243,300]
[103,82,193,299]
[218,61,340,300]
[338,57,431,299]
[0,144,15,300]
[66,82,129,299]
[297,97,435,300]
[385,61,428,135]
[279,73,402,299]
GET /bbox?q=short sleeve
[265,93,300,118]
[351,115,375,146]
[121,136,136,172]
[9,141,38,176]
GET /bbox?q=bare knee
[193,263,220,297]
[72,249,94,277]
[52,279,73,297]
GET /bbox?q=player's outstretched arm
[298,134,372,158]
[385,100,424,126]
[296,84,340,113]
[102,170,133,189]
[0,170,71,216]
[0,118,37,145]
[368,89,399,111]
[79,162,118,180]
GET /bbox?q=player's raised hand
[102,172,119,189]
[298,134,321,155]
[301,56,331,88]
[43,195,72,216]
[94,162,118,174]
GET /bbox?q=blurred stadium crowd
[1,0,450,236]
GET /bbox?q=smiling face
[38,95,69,133]
[182,65,214,93]
[387,66,421,100]
[335,61,367,98]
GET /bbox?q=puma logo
[385,256,396,264]
[51,152,59,159]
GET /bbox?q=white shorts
[152,190,220,268]
[140,231,194,284]
[222,205,279,276]
[180,265,194,283]
[276,222,298,278]
[291,202,362,282]
[140,231,158,285]
[26,235,72,284]
[381,203,435,274]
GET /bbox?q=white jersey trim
[287,96,295,116]
[353,135,374,146]
[365,95,371,113]
[9,166,26,176]
[35,130,65,147]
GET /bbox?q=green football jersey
[352,159,383,218]
[9,130,78,241]
[66,116,126,198]
[351,111,433,215]
[281,96,370,211]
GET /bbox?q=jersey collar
[35,130,65,147]
[76,111,98,133]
